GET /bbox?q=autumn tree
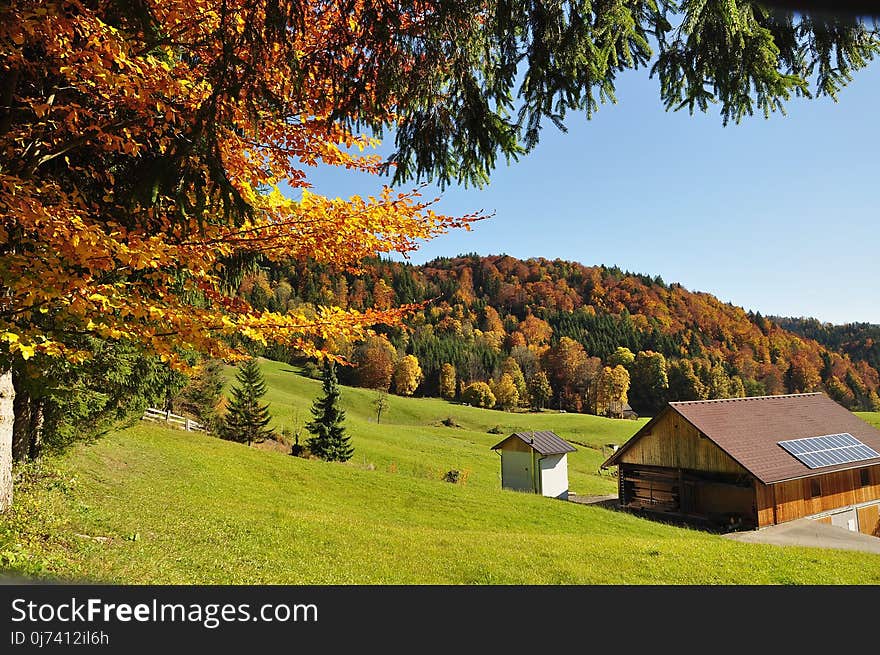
[629,351,668,413]
[453,267,475,305]
[519,316,553,347]
[591,365,630,417]
[274,281,293,312]
[609,366,631,417]
[825,376,855,408]
[543,337,589,410]
[461,382,495,409]
[608,347,635,369]
[501,357,528,407]
[372,279,396,312]
[439,363,457,400]
[786,356,822,394]
[393,354,423,396]
[306,362,353,462]
[0,0,475,507]
[491,374,519,411]
[667,360,708,402]
[352,335,397,391]
[1,1,876,510]
[222,359,274,447]
[482,306,505,335]
[510,345,540,380]
[845,370,869,405]
[527,371,553,411]
[707,363,732,399]
[728,375,746,399]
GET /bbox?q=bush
[440,416,461,428]
[487,425,504,434]
[285,427,310,458]
[442,469,470,484]
[289,442,310,458]
[443,470,460,483]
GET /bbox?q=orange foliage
[0,1,481,368]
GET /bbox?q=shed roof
[603,393,880,484]
[491,431,576,455]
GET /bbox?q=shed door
[501,451,534,493]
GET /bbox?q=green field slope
[2,359,879,584]
[236,359,639,495]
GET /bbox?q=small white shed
[491,431,576,500]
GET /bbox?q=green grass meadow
[2,358,879,584]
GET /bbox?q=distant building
[491,431,576,500]
[602,393,880,534]
[607,400,638,420]
[621,403,639,420]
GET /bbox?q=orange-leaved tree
[0,0,487,509]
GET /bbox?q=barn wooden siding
[755,464,880,534]
[615,410,747,475]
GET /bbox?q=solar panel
[778,433,880,470]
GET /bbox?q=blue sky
[300,63,880,325]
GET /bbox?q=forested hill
[243,254,880,414]
[772,317,880,373]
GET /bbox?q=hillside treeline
[237,254,880,415]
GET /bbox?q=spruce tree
[306,361,353,462]
[222,358,273,446]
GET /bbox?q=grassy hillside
[2,359,879,584]
[241,359,639,496]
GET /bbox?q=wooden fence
[142,407,206,432]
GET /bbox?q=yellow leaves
[38,342,63,358]
[2,333,37,360]
[2,1,482,372]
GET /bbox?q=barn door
[679,480,695,515]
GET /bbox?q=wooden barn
[601,393,880,535]
[491,431,576,500]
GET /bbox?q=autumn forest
[237,254,880,416]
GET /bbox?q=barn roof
[602,393,880,484]
[491,431,576,455]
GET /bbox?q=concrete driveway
[723,518,880,555]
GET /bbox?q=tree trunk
[0,369,14,511]
[11,376,31,462]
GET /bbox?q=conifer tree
[222,359,274,447]
[306,362,353,462]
